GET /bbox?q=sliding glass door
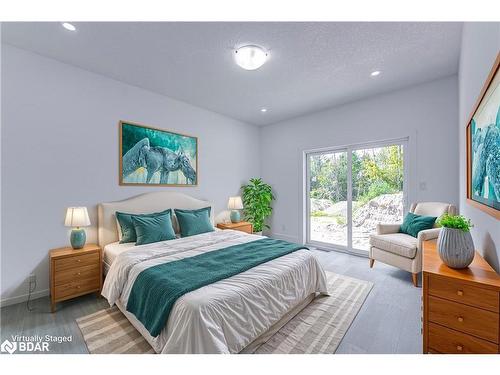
[306,140,407,255]
[308,150,348,247]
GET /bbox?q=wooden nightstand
[217,221,253,234]
[49,243,103,312]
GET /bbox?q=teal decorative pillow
[174,207,214,237]
[116,209,171,243]
[132,212,176,246]
[399,212,437,238]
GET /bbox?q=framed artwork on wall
[466,52,500,219]
[119,121,198,186]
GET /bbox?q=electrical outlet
[29,274,36,284]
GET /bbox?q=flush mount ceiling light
[370,70,381,77]
[62,22,76,31]
[260,108,268,113]
[234,45,269,70]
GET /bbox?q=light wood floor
[0,249,422,354]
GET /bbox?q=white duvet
[101,230,328,354]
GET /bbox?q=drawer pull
[77,259,82,263]
[457,290,463,296]
[457,316,464,323]
[76,272,81,276]
[77,286,81,289]
[456,345,463,351]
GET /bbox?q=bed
[99,192,328,354]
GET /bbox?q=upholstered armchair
[369,202,457,287]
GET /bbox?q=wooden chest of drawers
[49,244,102,312]
[422,240,500,354]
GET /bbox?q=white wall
[0,45,260,304]
[260,76,459,243]
[458,23,500,272]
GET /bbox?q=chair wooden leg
[412,273,418,287]
[369,259,375,268]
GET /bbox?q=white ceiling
[2,22,462,126]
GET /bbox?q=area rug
[76,272,373,354]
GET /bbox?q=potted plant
[241,178,275,234]
[436,214,474,269]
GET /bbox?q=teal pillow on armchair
[399,212,437,238]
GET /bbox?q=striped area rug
[76,272,372,354]
[76,307,155,354]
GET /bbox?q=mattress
[101,230,328,354]
[103,241,135,269]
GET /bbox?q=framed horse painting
[119,121,198,186]
[466,53,500,219]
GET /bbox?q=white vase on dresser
[437,227,475,269]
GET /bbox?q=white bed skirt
[115,293,316,354]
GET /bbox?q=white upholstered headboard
[98,192,214,248]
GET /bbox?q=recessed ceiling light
[370,70,381,77]
[261,108,268,113]
[62,22,76,32]
[234,45,269,71]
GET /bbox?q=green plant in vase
[436,214,473,231]
[241,178,275,233]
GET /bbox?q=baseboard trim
[1,289,49,308]
[268,232,301,243]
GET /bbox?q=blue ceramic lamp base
[230,210,241,223]
[70,228,87,249]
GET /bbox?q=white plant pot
[437,227,474,269]
[253,231,263,236]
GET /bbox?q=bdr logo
[1,339,50,353]
[1,340,17,354]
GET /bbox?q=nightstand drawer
[54,277,100,300]
[54,252,99,272]
[428,323,498,354]
[429,295,499,343]
[54,264,100,286]
[429,275,499,312]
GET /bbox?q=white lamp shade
[65,207,91,227]
[227,196,243,210]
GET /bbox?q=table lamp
[65,207,91,249]
[228,196,244,223]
